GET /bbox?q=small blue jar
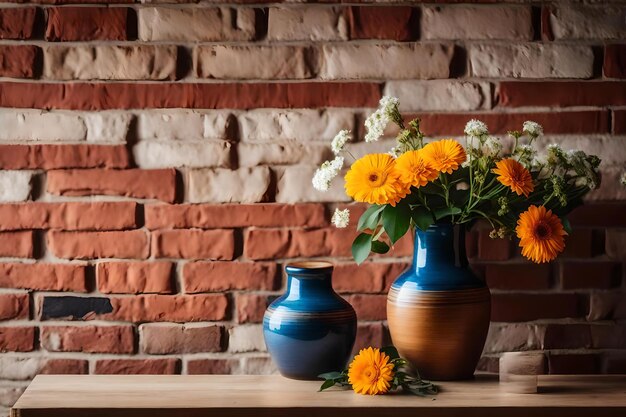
[263,261,357,380]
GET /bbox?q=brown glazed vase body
[387,224,490,381]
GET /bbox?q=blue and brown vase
[387,223,491,380]
[263,261,357,380]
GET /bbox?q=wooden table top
[10,374,626,417]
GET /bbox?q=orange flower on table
[348,347,395,395]
[395,150,438,189]
[516,205,567,263]
[421,139,467,174]
[493,158,535,197]
[344,153,408,206]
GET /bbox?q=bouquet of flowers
[313,97,601,264]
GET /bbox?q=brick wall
[0,0,625,411]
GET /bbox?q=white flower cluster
[545,144,600,190]
[523,121,543,137]
[312,156,344,192]
[464,119,489,137]
[331,130,351,155]
[514,144,538,168]
[482,136,502,158]
[331,208,350,228]
[364,96,399,142]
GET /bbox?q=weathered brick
[422,5,532,40]
[40,359,88,375]
[0,109,87,142]
[549,5,626,40]
[97,262,174,294]
[137,110,233,141]
[41,325,134,353]
[152,229,234,260]
[344,294,386,321]
[334,262,407,293]
[543,324,592,350]
[43,45,177,81]
[195,45,315,80]
[267,6,347,41]
[321,43,452,79]
[0,45,38,78]
[0,144,129,169]
[133,141,231,169]
[483,323,544,354]
[470,44,593,78]
[499,81,626,108]
[349,6,417,41]
[560,262,621,289]
[485,263,551,290]
[0,263,86,292]
[0,294,29,320]
[138,7,255,41]
[548,353,600,374]
[47,230,149,260]
[140,323,223,354]
[187,167,270,203]
[46,7,128,41]
[107,294,229,322]
[492,294,584,322]
[588,292,626,321]
[604,44,626,79]
[0,7,36,39]
[0,232,33,258]
[0,327,35,352]
[187,358,235,375]
[0,202,137,231]
[236,294,270,324]
[228,325,266,353]
[237,142,327,168]
[275,165,350,204]
[0,171,32,202]
[183,261,278,293]
[47,169,177,203]
[84,112,132,143]
[384,81,490,111]
[244,228,354,260]
[95,359,179,375]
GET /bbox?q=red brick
[588,292,626,321]
[0,231,33,258]
[0,326,35,352]
[145,203,327,229]
[548,353,600,375]
[334,262,407,293]
[48,230,149,260]
[95,359,179,375]
[560,262,621,289]
[0,144,129,169]
[478,232,512,261]
[614,110,626,134]
[152,229,235,260]
[97,262,174,294]
[569,203,626,228]
[349,6,418,40]
[499,81,626,107]
[0,7,36,39]
[344,294,386,321]
[187,358,236,375]
[0,82,382,110]
[0,202,137,231]
[485,263,552,290]
[0,45,38,78]
[0,263,87,292]
[41,325,134,353]
[561,229,595,258]
[353,323,385,354]
[604,44,626,78]
[46,7,128,41]
[543,324,592,349]
[183,261,277,293]
[591,324,626,349]
[140,323,223,354]
[603,353,626,374]
[0,293,29,320]
[236,294,270,324]
[244,228,355,260]
[40,359,88,375]
[104,294,229,322]
[47,169,177,203]
[491,293,584,322]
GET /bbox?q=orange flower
[516,205,567,263]
[493,158,535,197]
[421,139,466,174]
[395,150,438,189]
[348,347,395,395]
[344,154,408,206]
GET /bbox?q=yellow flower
[344,154,408,206]
[493,158,535,197]
[348,347,395,395]
[516,205,567,263]
[395,150,438,189]
[421,139,467,174]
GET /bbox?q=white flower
[464,119,489,137]
[546,143,564,166]
[379,96,399,117]
[523,121,543,137]
[331,208,350,228]
[312,156,344,192]
[483,136,502,158]
[364,96,400,143]
[331,130,351,155]
[621,172,626,187]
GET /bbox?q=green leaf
[433,206,462,220]
[352,233,372,265]
[382,203,411,244]
[357,205,385,232]
[412,206,434,231]
[561,216,572,234]
[319,379,337,392]
[380,346,400,360]
[318,372,343,380]
[371,240,390,254]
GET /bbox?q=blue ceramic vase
[387,223,491,380]
[263,261,357,380]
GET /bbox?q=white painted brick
[0,171,33,202]
[470,44,593,79]
[550,6,626,40]
[0,109,86,142]
[84,112,132,143]
[137,111,233,141]
[348,139,398,158]
[43,45,177,81]
[384,81,490,111]
[138,7,255,42]
[535,135,626,168]
[483,323,544,354]
[237,356,276,375]
[133,141,232,168]
[275,165,351,204]
[239,109,354,142]
[268,6,347,41]
[0,357,42,380]
[238,142,329,167]
[188,167,270,203]
[0,385,25,407]
[228,325,266,353]
[586,166,626,202]
[422,5,532,40]
[320,43,452,80]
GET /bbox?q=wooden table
[10,374,626,417]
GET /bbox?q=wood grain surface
[10,374,626,417]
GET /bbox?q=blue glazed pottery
[387,223,491,380]
[263,261,357,380]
